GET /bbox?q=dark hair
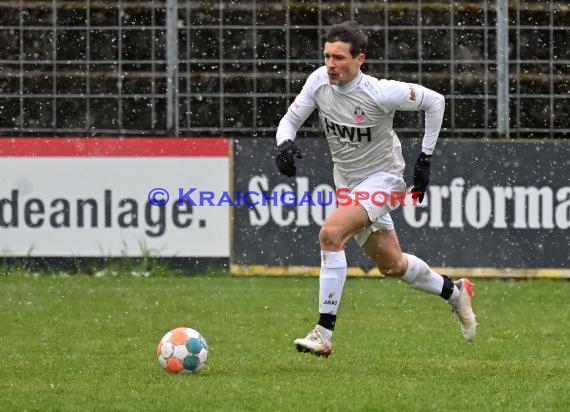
[324,20,368,57]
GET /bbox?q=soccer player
[274,21,477,357]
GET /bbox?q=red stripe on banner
[0,137,230,157]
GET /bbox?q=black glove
[275,139,302,177]
[411,152,432,203]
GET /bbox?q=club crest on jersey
[354,106,365,123]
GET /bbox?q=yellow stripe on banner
[230,265,570,279]
[231,264,383,278]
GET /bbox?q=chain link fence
[0,0,568,138]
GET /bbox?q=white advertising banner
[0,138,230,257]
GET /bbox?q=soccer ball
[157,327,209,374]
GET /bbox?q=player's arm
[409,84,445,202]
[374,80,445,202]
[275,70,320,177]
[380,81,445,153]
[414,85,445,156]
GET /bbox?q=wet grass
[0,273,568,411]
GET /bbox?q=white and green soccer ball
[157,327,208,374]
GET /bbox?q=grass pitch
[0,272,568,411]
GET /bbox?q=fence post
[166,0,179,135]
[496,0,510,137]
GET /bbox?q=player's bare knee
[377,258,407,278]
[319,223,345,249]
[378,265,398,277]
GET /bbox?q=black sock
[318,313,336,330]
[439,275,455,300]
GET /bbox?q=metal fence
[0,0,568,138]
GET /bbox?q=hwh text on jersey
[324,117,372,144]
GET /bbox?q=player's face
[323,41,365,86]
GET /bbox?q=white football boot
[449,278,478,341]
[294,327,333,357]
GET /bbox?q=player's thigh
[320,204,371,248]
[361,229,407,277]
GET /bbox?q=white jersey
[276,66,445,188]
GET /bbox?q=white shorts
[334,170,407,247]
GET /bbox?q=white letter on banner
[248,175,269,226]
[465,186,492,229]
[449,177,465,228]
[428,185,448,228]
[402,187,428,228]
[295,177,310,226]
[555,187,570,229]
[311,184,336,226]
[272,183,295,226]
[513,186,554,229]
[492,186,513,228]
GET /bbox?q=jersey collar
[331,71,363,93]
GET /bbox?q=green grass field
[1,272,568,411]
